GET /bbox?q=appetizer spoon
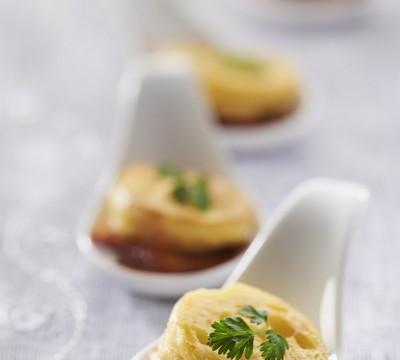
[132,178,369,360]
[78,54,241,297]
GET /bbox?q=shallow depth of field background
[0,1,399,359]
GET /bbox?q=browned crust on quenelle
[92,224,247,273]
[217,98,300,127]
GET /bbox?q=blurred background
[0,0,399,359]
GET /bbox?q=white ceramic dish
[115,1,318,149]
[132,178,369,360]
[128,53,315,150]
[169,0,372,29]
[77,54,259,297]
[216,88,315,150]
[225,0,373,26]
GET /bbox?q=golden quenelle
[157,283,328,360]
[92,164,257,272]
[95,164,257,254]
[163,44,301,125]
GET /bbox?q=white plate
[224,0,373,26]
[168,0,372,30]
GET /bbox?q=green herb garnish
[207,317,255,360]
[159,163,212,211]
[158,163,182,177]
[239,305,268,325]
[207,306,289,360]
[260,329,289,360]
[172,176,191,204]
[189,176,211,211]
[221,52,263,73]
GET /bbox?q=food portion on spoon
[147,283,328,360]
[161,43,301,127]
[92,163,258,273]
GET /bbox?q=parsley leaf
[207,317,255,360]
[260,329,289,360]
[172,176,191,204]
[221,52,263,73]
[189,176,211,211]
[158,163,181,177]
[208,307,289,360]
[239,305,268,325]
[159,163,212,211]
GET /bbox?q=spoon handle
[226,178,369,356]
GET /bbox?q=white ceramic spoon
[113,0,317,150]
[222,0,373,27]
[165,0,372,32]
[132,178,369,360]
[77,54,246,297]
